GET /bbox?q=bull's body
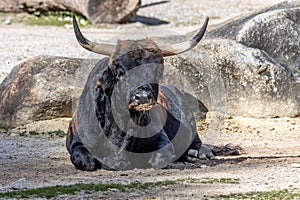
[66,17,213,171]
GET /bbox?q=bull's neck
[129,109,151,127]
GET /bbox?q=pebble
[291,163,300,168]
[10,178,27,190]
[3,17,12,25]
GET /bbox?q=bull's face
[109,39,163,114]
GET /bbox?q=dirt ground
[0,116,299,199]
[1,0,300,199]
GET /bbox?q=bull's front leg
[68,134,102,171]
[186,134,215,161]
[66,117,102,171]
[148,132,175,168]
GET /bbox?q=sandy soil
[0,116,299,199]
[1,0,299,199]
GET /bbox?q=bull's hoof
[198,144,215,160]
[71,147,102,171]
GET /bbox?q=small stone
[10,178,27,190]
[291,163,300,168]
[64,24,73,29]
[108,188,119,192]
[3,17,12,25]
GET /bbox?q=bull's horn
[160,17,209,57]
[73,17,115,56]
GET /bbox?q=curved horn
[160,17,209,57]
[73,17,115,56]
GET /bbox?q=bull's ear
[109,60,125,81]
[114,65,125,80]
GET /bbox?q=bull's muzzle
[129,89,157,111]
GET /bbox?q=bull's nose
[134,91,150,104]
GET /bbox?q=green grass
[197,118,207,130]
[0,179,298,199]
[181,177,240,184]
[4,11,91,26]
[17,129,66,137]
[200,177,240,184]
[216,188,300,199]
[227,115,233,120]
[0,180,178,199]
[0,124,9,132]
[47,129,66,137]
[28,130,39,136]
[18,131,27,136]
[0,177,241,199]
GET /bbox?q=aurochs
[66,16,215,171]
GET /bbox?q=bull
[66,16,215,171]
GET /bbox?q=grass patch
[28,130,39,136]
[0,183,125,199]
[0,124,9,132]
[227,115,233,120]
[47,129,66,137]
[0,180,178,199]
[0,177,240,198]
[16,129,66,137]
[2,182,298,199]
[197,118,207,130]
[182,177,240,184]
[18,131,27,136]
[216,188,300,199]
[9,11,91,26]
[200,177,239,184]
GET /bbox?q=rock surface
[166,1,300,118]
[9,178,27,190]
[0,56,97,127]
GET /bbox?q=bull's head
[73,17,208,126]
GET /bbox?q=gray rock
[167,1,300,118]
[10,178,27,190]
[0,56,97,127]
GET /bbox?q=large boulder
[0,56,97,127]
[165,1,300,118]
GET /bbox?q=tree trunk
[0,0,141,24]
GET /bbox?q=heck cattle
[66,16,215,171]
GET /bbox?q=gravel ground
[1,0,300,199]
[1,117,299,199]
